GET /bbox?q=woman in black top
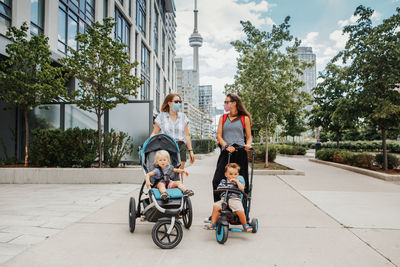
[212,93,252,202]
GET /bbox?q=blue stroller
[213,145,258,244]
[128,134,193,249]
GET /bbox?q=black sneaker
[183,189,194,197]
[161,192,170,200]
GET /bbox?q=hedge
[320,140,400,153]
[29,128,133,167]
[192,139,216,154]
[30,128,98,167]
[316,149,400,170]
[252,144,277,162]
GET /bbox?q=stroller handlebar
[214,188,248,199]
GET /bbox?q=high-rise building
[199,85,212,116]
[296,47,316,93]
[0,0,177,161]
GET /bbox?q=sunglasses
[224,100,234,104]
[173,100,182,104]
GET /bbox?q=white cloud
[175,0,275,104]
[329,30,349,50]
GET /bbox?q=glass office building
[0,0,177,162]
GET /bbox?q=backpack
[222,113,245,132]
[220,114,246,148]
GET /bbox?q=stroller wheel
[152,220,183,249]
[250,218,258,233]
[182,197,193,229]
[215,223,228,244]
[129,197,136,233]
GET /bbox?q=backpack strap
[222,113,228,128]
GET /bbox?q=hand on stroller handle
[224,144,254,153]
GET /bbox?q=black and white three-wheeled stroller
[214,145,258,244]
[128,134,193,249]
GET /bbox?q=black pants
[212,149,249,202]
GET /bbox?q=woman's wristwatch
[224,145,229,150]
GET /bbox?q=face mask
[172,103,182,111]
[224,103,231,112]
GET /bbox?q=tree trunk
[265,126,269,168]
[336,132,340,148]
[24,107,29,167]
[97,111,102,168]
[381,127,387,170]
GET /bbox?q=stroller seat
[151,188,183,200]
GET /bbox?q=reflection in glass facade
[0,0,11,27]
[141,43,150,100]
[156,65,160,112]
[109,102,151,162]
[115,8,130,55]
[33,105,61,129]
[153,6,158,55]
[136,0,146,36]
[65,104,100,130]
[58,0,95,54]
[31,0,44,35]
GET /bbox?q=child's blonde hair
[154,150,171,165]
[225,163,240,172]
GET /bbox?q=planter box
[309,159,400,182]
[0,167,144,184]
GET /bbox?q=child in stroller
[129,134,194,249]
[204,163,252,232]
[145,150,194,200]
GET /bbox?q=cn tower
[189,0,203,72]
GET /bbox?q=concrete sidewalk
[1,154,400,266]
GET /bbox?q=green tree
[226,19,312,167]
[0,23,68,166]
[62,18,142,167]
[335,6,400,169]
[281,91,311,142]
[310,63,357,148]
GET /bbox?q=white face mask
[173,103,182,111]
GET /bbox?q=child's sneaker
[161,192,170,200]
[183,189,194,197]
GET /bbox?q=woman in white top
[151,94,195,177]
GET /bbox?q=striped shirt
[155,112,189,142]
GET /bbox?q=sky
[173,0,399,110]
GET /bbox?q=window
[0,0,11,27]
[119,0,123,5]
[31,0,44,35]
[103,0,108,18]
[129,0,131,17]
[163,78,166,97]
[167,48,170,81]
[136,0,146,36]
[115,8,130,55]
[140,44,150,100]
[58,0,95,54]
[153,6,158,55]
[156,65,160,111]
[161,31,165,69]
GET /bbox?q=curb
[251,169,305,176]
[309,158,400,182]
[0,167,144,184]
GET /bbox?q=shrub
[375,154,400,170]
[252,144,277,162]
[103,129,134,168]
[192,139,216,154]
[30,128,98,167]
[352,153,374,169]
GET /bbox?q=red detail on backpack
[222,113,245,129]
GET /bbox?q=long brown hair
[161,93,182,112]
[226,93,252,124]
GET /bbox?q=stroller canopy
[140,134,181,173]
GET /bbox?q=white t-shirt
[155,112,189,142]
